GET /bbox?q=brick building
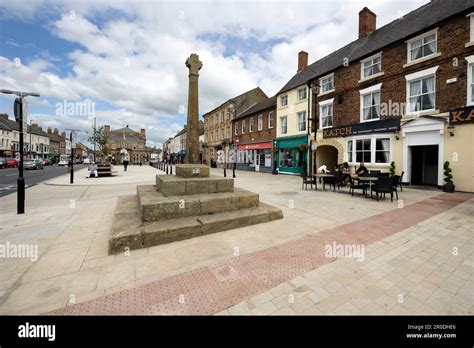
[278,0,474,191]
[233,96,277,173]
[203,87,268,166]
[104,125,149,164]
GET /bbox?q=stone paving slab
[53,192,472,315]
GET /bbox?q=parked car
[42,159,53,166]
[7,158,18,168]
[58,159,68,166]
[83,158,91,164]
[0,157,6,169]
[24,159,44,170]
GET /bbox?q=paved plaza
[0,166,472,315]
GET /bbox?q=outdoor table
[352,176,378,196]
[312,173,335,190]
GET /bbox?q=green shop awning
[275,135,308,149]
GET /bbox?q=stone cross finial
[185,53,203,76]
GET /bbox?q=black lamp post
[1,89,40,214]
[309,81,320,176]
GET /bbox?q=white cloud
[0,0,429,146]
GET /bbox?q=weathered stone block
[216,178,234,192]
[175,164,210,178]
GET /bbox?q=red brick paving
[53,193,471,315]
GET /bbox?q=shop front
[275,135,308,175]
[236,141,273,173]
[316,118,401,174]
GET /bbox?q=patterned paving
[53,193,471,315]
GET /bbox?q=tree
[443,161,455,192]
[87,126,109,157]
[389,161,396,176]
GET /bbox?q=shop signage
[449,106,474,125]
[237,141,272,150]
[322,119,400,138]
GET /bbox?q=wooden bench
[88,164,116,177]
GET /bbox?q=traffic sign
[22,99,28,134]
[71,131,77,147]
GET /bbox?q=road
[0,164,82,197]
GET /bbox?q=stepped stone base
[156,175,234,197]
[108,194,283,255]
[138,185,259,221]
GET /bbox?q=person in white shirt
[87,162,98,178]
[317,165,328,173]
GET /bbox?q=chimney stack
[0,113,8,121]
[359,7,376,38]
[61,131,66,139]
[54,128,59,135]
[297,51,308,72]
[47,127,52,134]
[140,128,146,139]
[104,125,110,136]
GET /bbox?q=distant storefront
[275,135,308,175]
[236,141,273,173]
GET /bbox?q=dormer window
[407,29,437,63]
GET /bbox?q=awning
[275,135,308,149]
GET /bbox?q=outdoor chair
[301,175,316,190]
[391,175,400,200]
[398,171,405,191]
[371,176,396,202]
[348,175,369,197]
[323,170,342,191]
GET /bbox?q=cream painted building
[274,51,312,175]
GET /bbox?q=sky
[0,0,429,148]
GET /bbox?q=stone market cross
[185,53,202,164]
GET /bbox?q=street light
[66,128,80,184]
[309,81,320,176]
[1,89,40,214]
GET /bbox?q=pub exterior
[285,1,474,192]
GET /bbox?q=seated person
[317,165,328,173]
[87,162,98,178]
[355,162,368,176]
[341,162,351,184]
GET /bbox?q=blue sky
[0,0,428,147]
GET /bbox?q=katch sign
[322,119,400,138]
[449,106,474,125]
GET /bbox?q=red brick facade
[314,14,473,128]
[233,107,276,145]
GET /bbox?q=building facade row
[273,0,473,192]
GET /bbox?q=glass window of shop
[279,148,303,168]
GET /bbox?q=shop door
[410,145,438,186]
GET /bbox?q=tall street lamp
[1,89,40,214]
[66,129,80,184]
[308,81,320,176]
